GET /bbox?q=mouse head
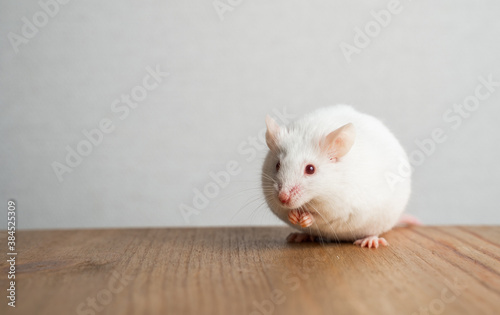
[263,115,356,209]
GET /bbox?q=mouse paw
[286,233,315,243]
[288,209,301,225]
[353,236,388,248]
[288,209,314,227]
[299,212,313,228]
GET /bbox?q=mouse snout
[278,191,290,204]
[278,185,300,205]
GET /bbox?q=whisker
[307,203,341,245]
[228,197,266,223]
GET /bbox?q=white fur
[262,105,411,241]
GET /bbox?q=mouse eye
[305,164,315,175]
[276,161,280,172]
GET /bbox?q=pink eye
[305,164,315,175]
[276,162,280,172]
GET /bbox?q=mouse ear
[265,115,281,152]
[321,123,356,161]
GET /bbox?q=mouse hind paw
[353,236,388,248]
[286,233,315,243]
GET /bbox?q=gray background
[1,0,499,230]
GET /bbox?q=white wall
[1,0,499,229]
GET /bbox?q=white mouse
[261,105,412,248]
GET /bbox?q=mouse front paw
[299,213,313,228]
[288,210,314,228]
[353,236,388,248]
[288,209,301,225]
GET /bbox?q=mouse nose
[278,185,300,205]
[278,191,290,204]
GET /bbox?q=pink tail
[397,213,422,226]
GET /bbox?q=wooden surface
[1,226,500,315]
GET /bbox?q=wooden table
[1,226,499,315]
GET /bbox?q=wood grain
[1,226,500,315]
